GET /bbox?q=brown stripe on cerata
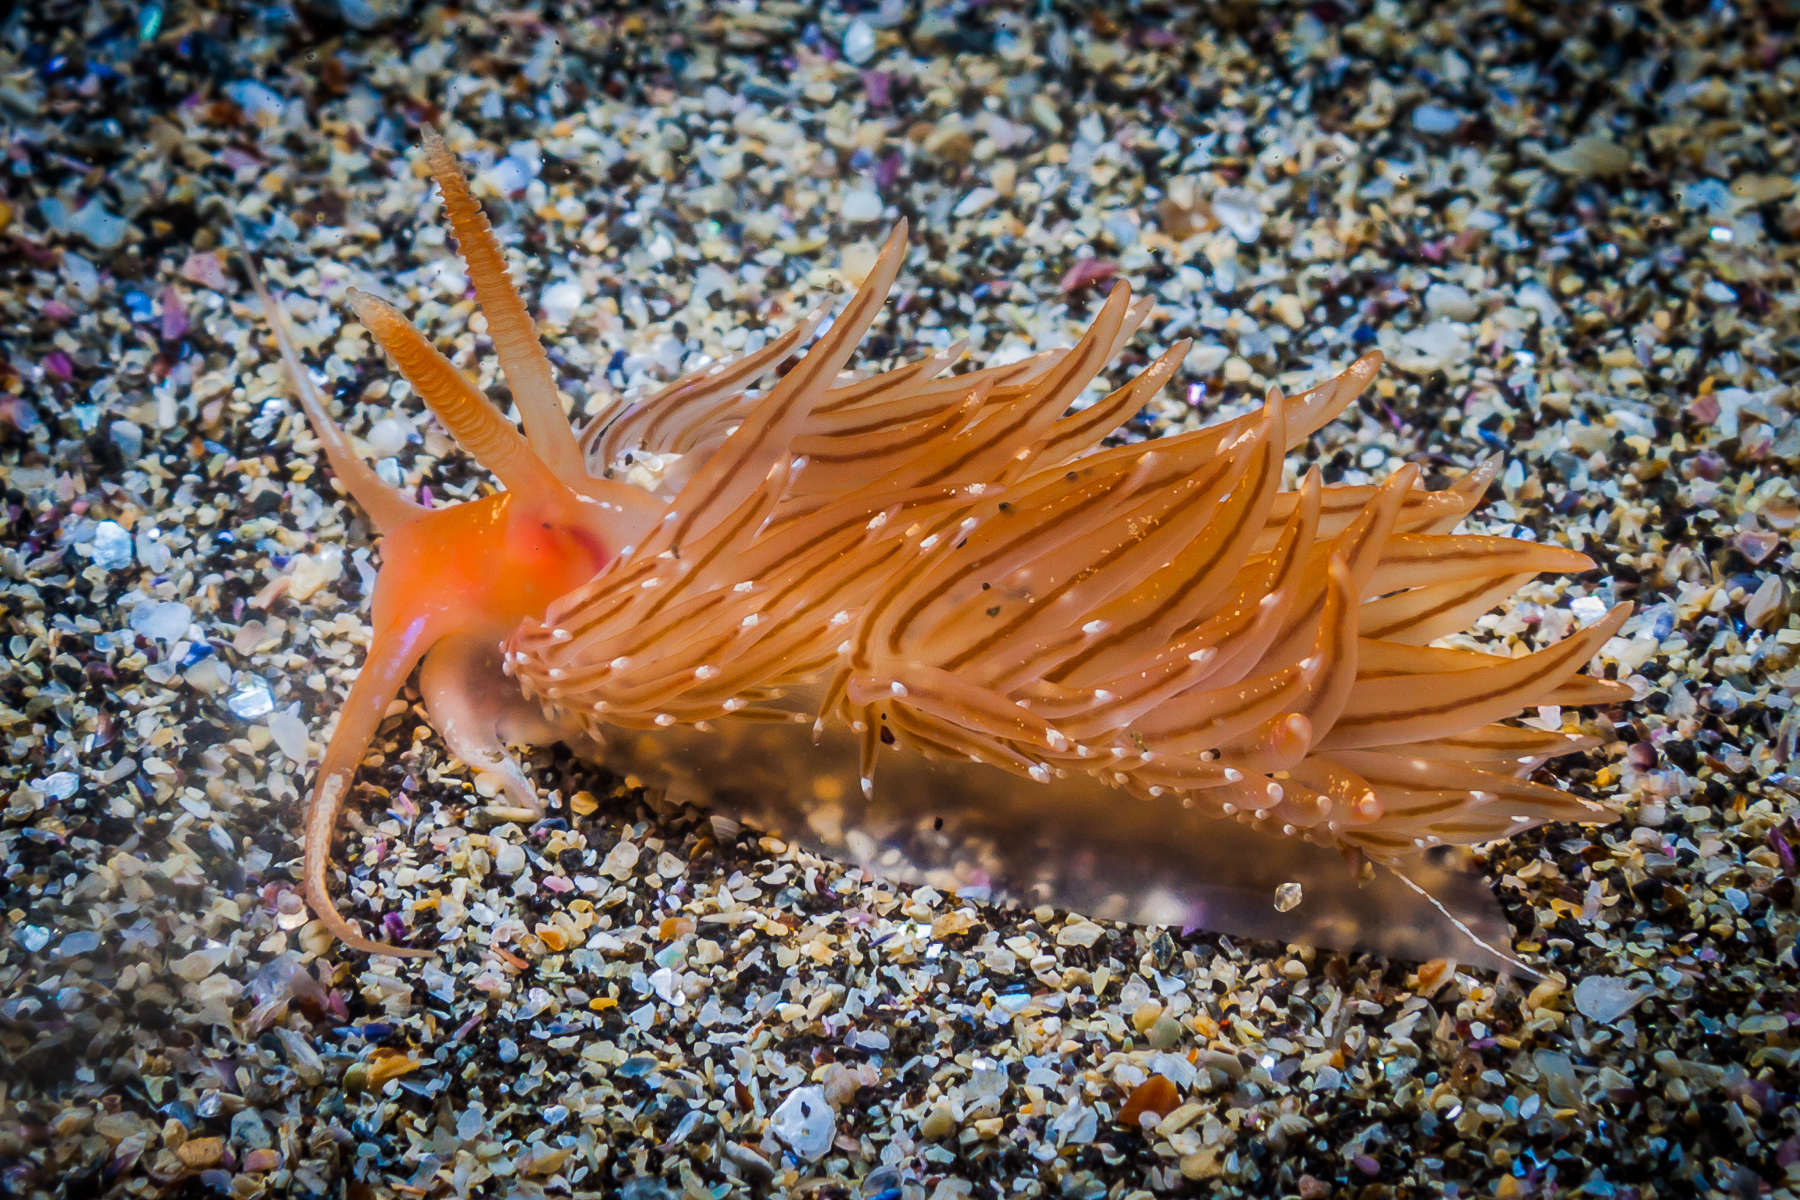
[638,491,771,623]
[546,557,664,641]
[943,464,1224,672]
[804,407,970,463]
[1049,453,1269,682]
[917,333,1112,486]
[1361,576,1499,639]
[883,479,1124,656]
[1138,668,1300,742]
[1334,632,1597,729]
[666,290,879,544]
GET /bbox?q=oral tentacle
[348,288,571,508]
[303,612,440,958]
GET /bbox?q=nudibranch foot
[419,633,602,819]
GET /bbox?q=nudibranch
[249,128,1630,960]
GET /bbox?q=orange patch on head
[372,493,612,644]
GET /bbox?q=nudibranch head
[253,128,1629,960]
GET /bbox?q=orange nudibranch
[246,127,1630,964]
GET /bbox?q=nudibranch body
[253,128,1629,959]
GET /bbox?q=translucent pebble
[769,1085,835,1161]
[224,80,286,123]
[1274,881,1304,913]
[230,1109,272,1149]
[1573,976,1651,1025]
[288,486,324,530]
[171,948,224,982]
[135,524,171,572]
[518,987,554,1021]
[227,677,274,720]
[364,417,412,458]
[69,199,130,250]
[1544,135,1631,177]
[58,931,102,957]
[1411,104,1465,134]
[1055,919,1106,947]
[1392,320,1470,374]
[1425,282,1479,321]
[130,600,193,644]
[91,520,133,570]
[287,548,341,601]
[62,252,99,302]
[601,840,640,878]
[1209,188,1264,243]
[455,1107,485,1141]
[1532,1049,1582,1108]
[482,156,535,195]
[843,20,877,64]
[701,85,734,117]
[1571,596,1608,626]
[15,926,50,953]
[663,1109,704,1148]
[540,279,583,326]
[616,1056,657,1078]
[953,187,999,218]
[649,965,685,1005]
[267,711,311,765]
[38,771,78,799]
[498,1037,519,1063]
[841,190,883,223]
[1514,281,1565,324]
[1103,212,1139,248]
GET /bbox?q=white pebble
[841,190,883,223]
[493,841,527,876]
[1425,282,1479,321]
[842,20,877,65]
[365,416,413,458]
[770,1086,835,1161]
[1573,976,1651,1025]
[129,600,193,645]
[953,187,999,218]
[540,279,583,327]
[267,711,311,765]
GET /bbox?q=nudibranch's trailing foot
[253,130,1630,959]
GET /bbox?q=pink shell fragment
[1059,258,1119,293]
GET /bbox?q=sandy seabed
[1,1,1798,1198]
